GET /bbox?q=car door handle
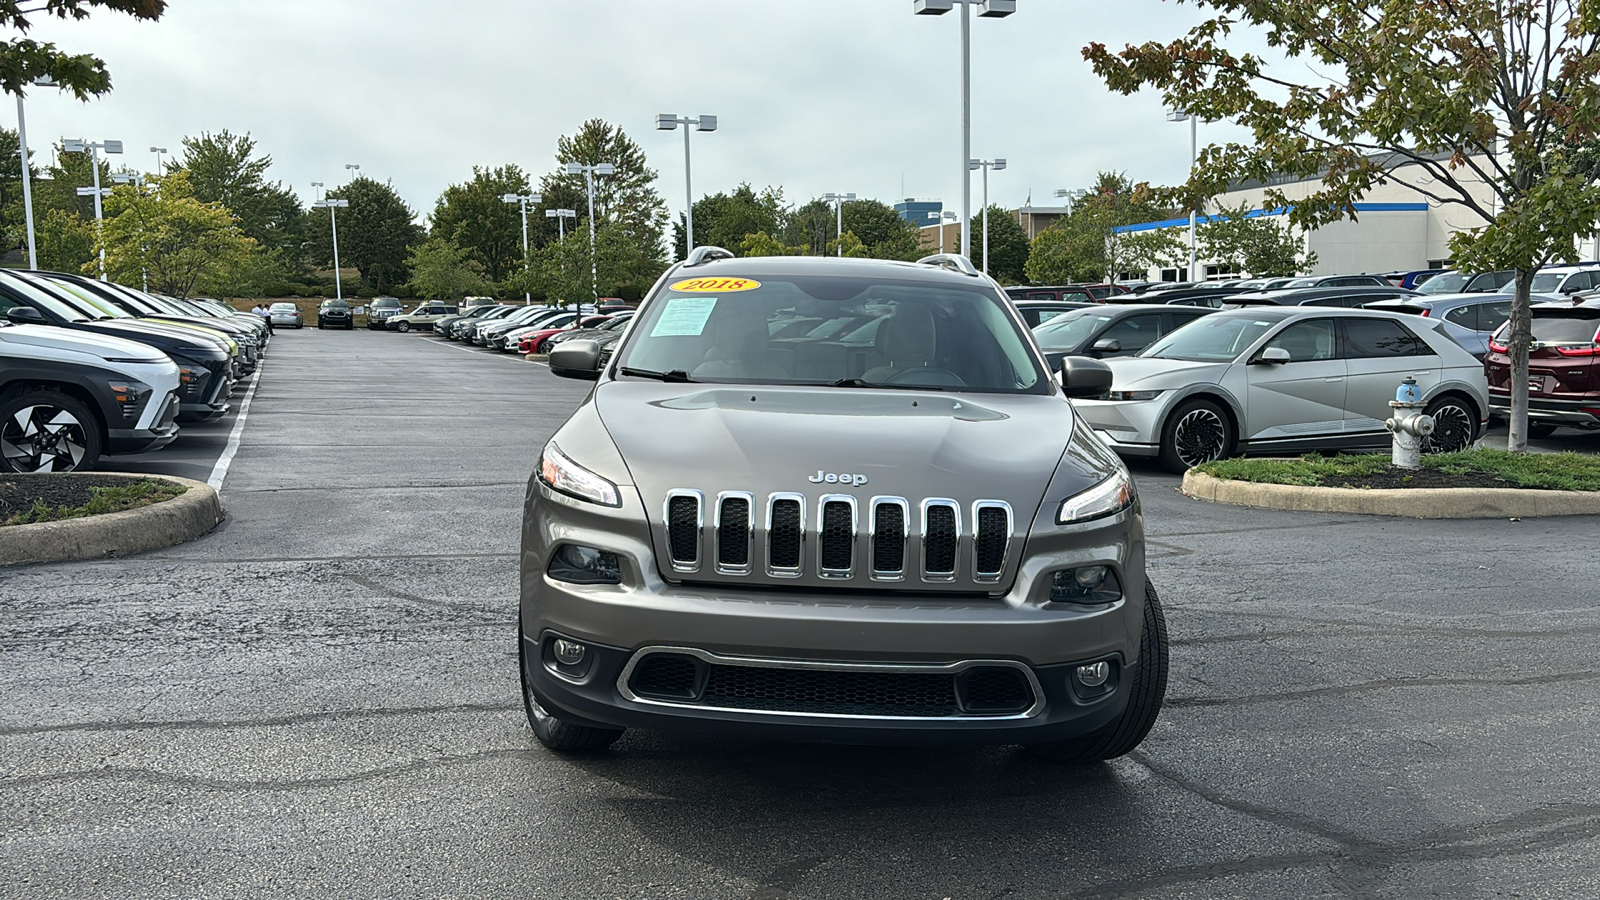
[1323,377,1343,382]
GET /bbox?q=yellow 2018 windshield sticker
[669,277,761,293]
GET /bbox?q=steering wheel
[885,367,967,388]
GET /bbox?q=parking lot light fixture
[656,114,719,258]
[565,162,615,302]
[912,0,1015,258]
[821,192,856,257]
[545,208,577,240]
[149,146,167,174]
[970,158,1005,275]
[502,192,543,303]
[925,209,958,252]
[64,138,123,280]
[313,198,350,301]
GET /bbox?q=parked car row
[0,269,269,473]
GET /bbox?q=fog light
[1076,662,1110,687]
[1074,565,1107,587]
[553,638,587,666]
[548,544,623,584]
[1050,566,1121,604]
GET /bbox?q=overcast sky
[22,0,1256,227]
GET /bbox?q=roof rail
[682,246,735,267]
[916,253,980,276]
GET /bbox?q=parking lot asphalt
[4,327,1599,899]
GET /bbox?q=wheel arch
[1160,388,1244,450]
[0,378,111,441]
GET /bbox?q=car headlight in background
[1057,468,1135,524]
[1106,390,1164,401]
[538,442,621,507]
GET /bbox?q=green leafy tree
[1084,0,1600,451]
[31,141,113,221]
[430,164,532,283]
[843,200,924,260]
[0,1,165,99]
[536,119,668,265]
[1197,202,1318,277]
[175,130,303,258]
[672,183,788,258]
[514,222,666,306]
[738,231,805,257]
[405,236,489,300]
[781,198,835,255]
[307,175,422,293]
[1026,173,1179,283]
[35,206,93,272]
[977,204,1031,283]
[95,171,257,298]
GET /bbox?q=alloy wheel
[1172,407,1228,468]
[2,404,91,472]
[1424,401,1475,454]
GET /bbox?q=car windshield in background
[322,300,349,308]
[1032,310,1114,351]
[1529,273,1567,292]
[373,299,401,309]
[1417,272,1472,294]
[1140,314,1280,362]
[270,303,297,312]
[614,274,1046,393]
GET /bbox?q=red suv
[1484,305,1600,436]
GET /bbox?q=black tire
[1027,580,1169,763]
[1157,398,1233,474]
[1422,395,1477,454]
[518,615,624,752]
[396,321,411,333]
[0,388,104,473]
[1527,423,1558,439]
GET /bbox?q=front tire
[0,389,103,473]
[396,321,411,333]
[1422,395,1477,454]
[519,616,625,752]
[1158,399,1233,474]
[1027,581,1169,763]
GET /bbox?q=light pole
[566,161,615,303]
[310,181,324,202]
[914,0,1016,259]
[345,163,360,178]
[926,210,957,252]
[1167,109,1199,281]
[822,192,855,257]
[655,114,718,258]
[969,158,1005,275]
[545,208,576,240]
[149,146,167,174]
[501,192,543,303]
[17,77,65,270]
[1054,187,1088,207]
[313,198,350,301]
[63,138,123,281]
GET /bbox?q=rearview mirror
[549,339,602,381]
[1254,347,1291,365]
[1058,355,1113,399]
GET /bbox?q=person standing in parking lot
[254,304,274,334]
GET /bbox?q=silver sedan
[1071,307,1491,472]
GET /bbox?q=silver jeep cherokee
[520,250,1168,762]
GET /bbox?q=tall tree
[1026,173,1179,283]
[430,164,532,283]
[0,0,165,98]
[671,183,788,258]
[35,206,93,272]
[977,205,1032,284]
[405,236,489,300]
[175,130,303,258]
[306,176,421,294]
[781,198,836,255]
[1085,0,1600,451]
[1198,203,1318,277]
[0,127,27,250]
[95,171,257,298]
[843,199,924,261]
[536,119,669,264]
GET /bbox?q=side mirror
[1090,338,1122,355]
[1254,347,1291,365]
[549,339,603,381]
[5,306,45,324]
[1058,355,1113,399]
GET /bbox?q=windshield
[1140,314,1280,362]
[1529,273,1567,293]
[373,299,401,308]
[614,273,1046,393]
[1033,310,1115,352]
[0,274,96,322]
[322,300,349,309]
[49,282,136,319]
[1417,272,1471,294]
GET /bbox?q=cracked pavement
[2,328,1598,899]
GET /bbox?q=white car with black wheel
[1070,307,1490,473]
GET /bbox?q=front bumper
[106,392,181,454]
[1073,398,1167,458]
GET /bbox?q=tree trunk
[1506,267,1534,453]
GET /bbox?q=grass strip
[1196,449,1600,492]
[2,480,187,527]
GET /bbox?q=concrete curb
[1181,470,1600,518]
[1,474,223,566]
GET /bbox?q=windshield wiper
[619,366,695,383]
[829,378,872,387]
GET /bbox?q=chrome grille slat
[869,496,909,580]
[921,499,960,581]
[817,495,857,579]
[715,492,753,574]
[766,493,805,577]
[665,490,703,572]
[972,501,1012,583]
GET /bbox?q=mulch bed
[0,474,147,520]
[1320,468,1524,490]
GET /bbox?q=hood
[1104,356,1231,390]
[0,323,169,363]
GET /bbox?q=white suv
[1529,266,1600,301]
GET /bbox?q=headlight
[538,443,621,507]
[1107,390,1164,401]
[1057,469,1135,524]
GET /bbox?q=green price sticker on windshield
[670,277,761,293]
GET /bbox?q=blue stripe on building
[1112,202,1429,234]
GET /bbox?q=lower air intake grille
[703,666,959,717]
[924,504,958,575]
[962,666,1032,713]
[769,499,802,570]
[631,654,700,700]
[667,495,700,565]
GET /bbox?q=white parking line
[206,362,265,493]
